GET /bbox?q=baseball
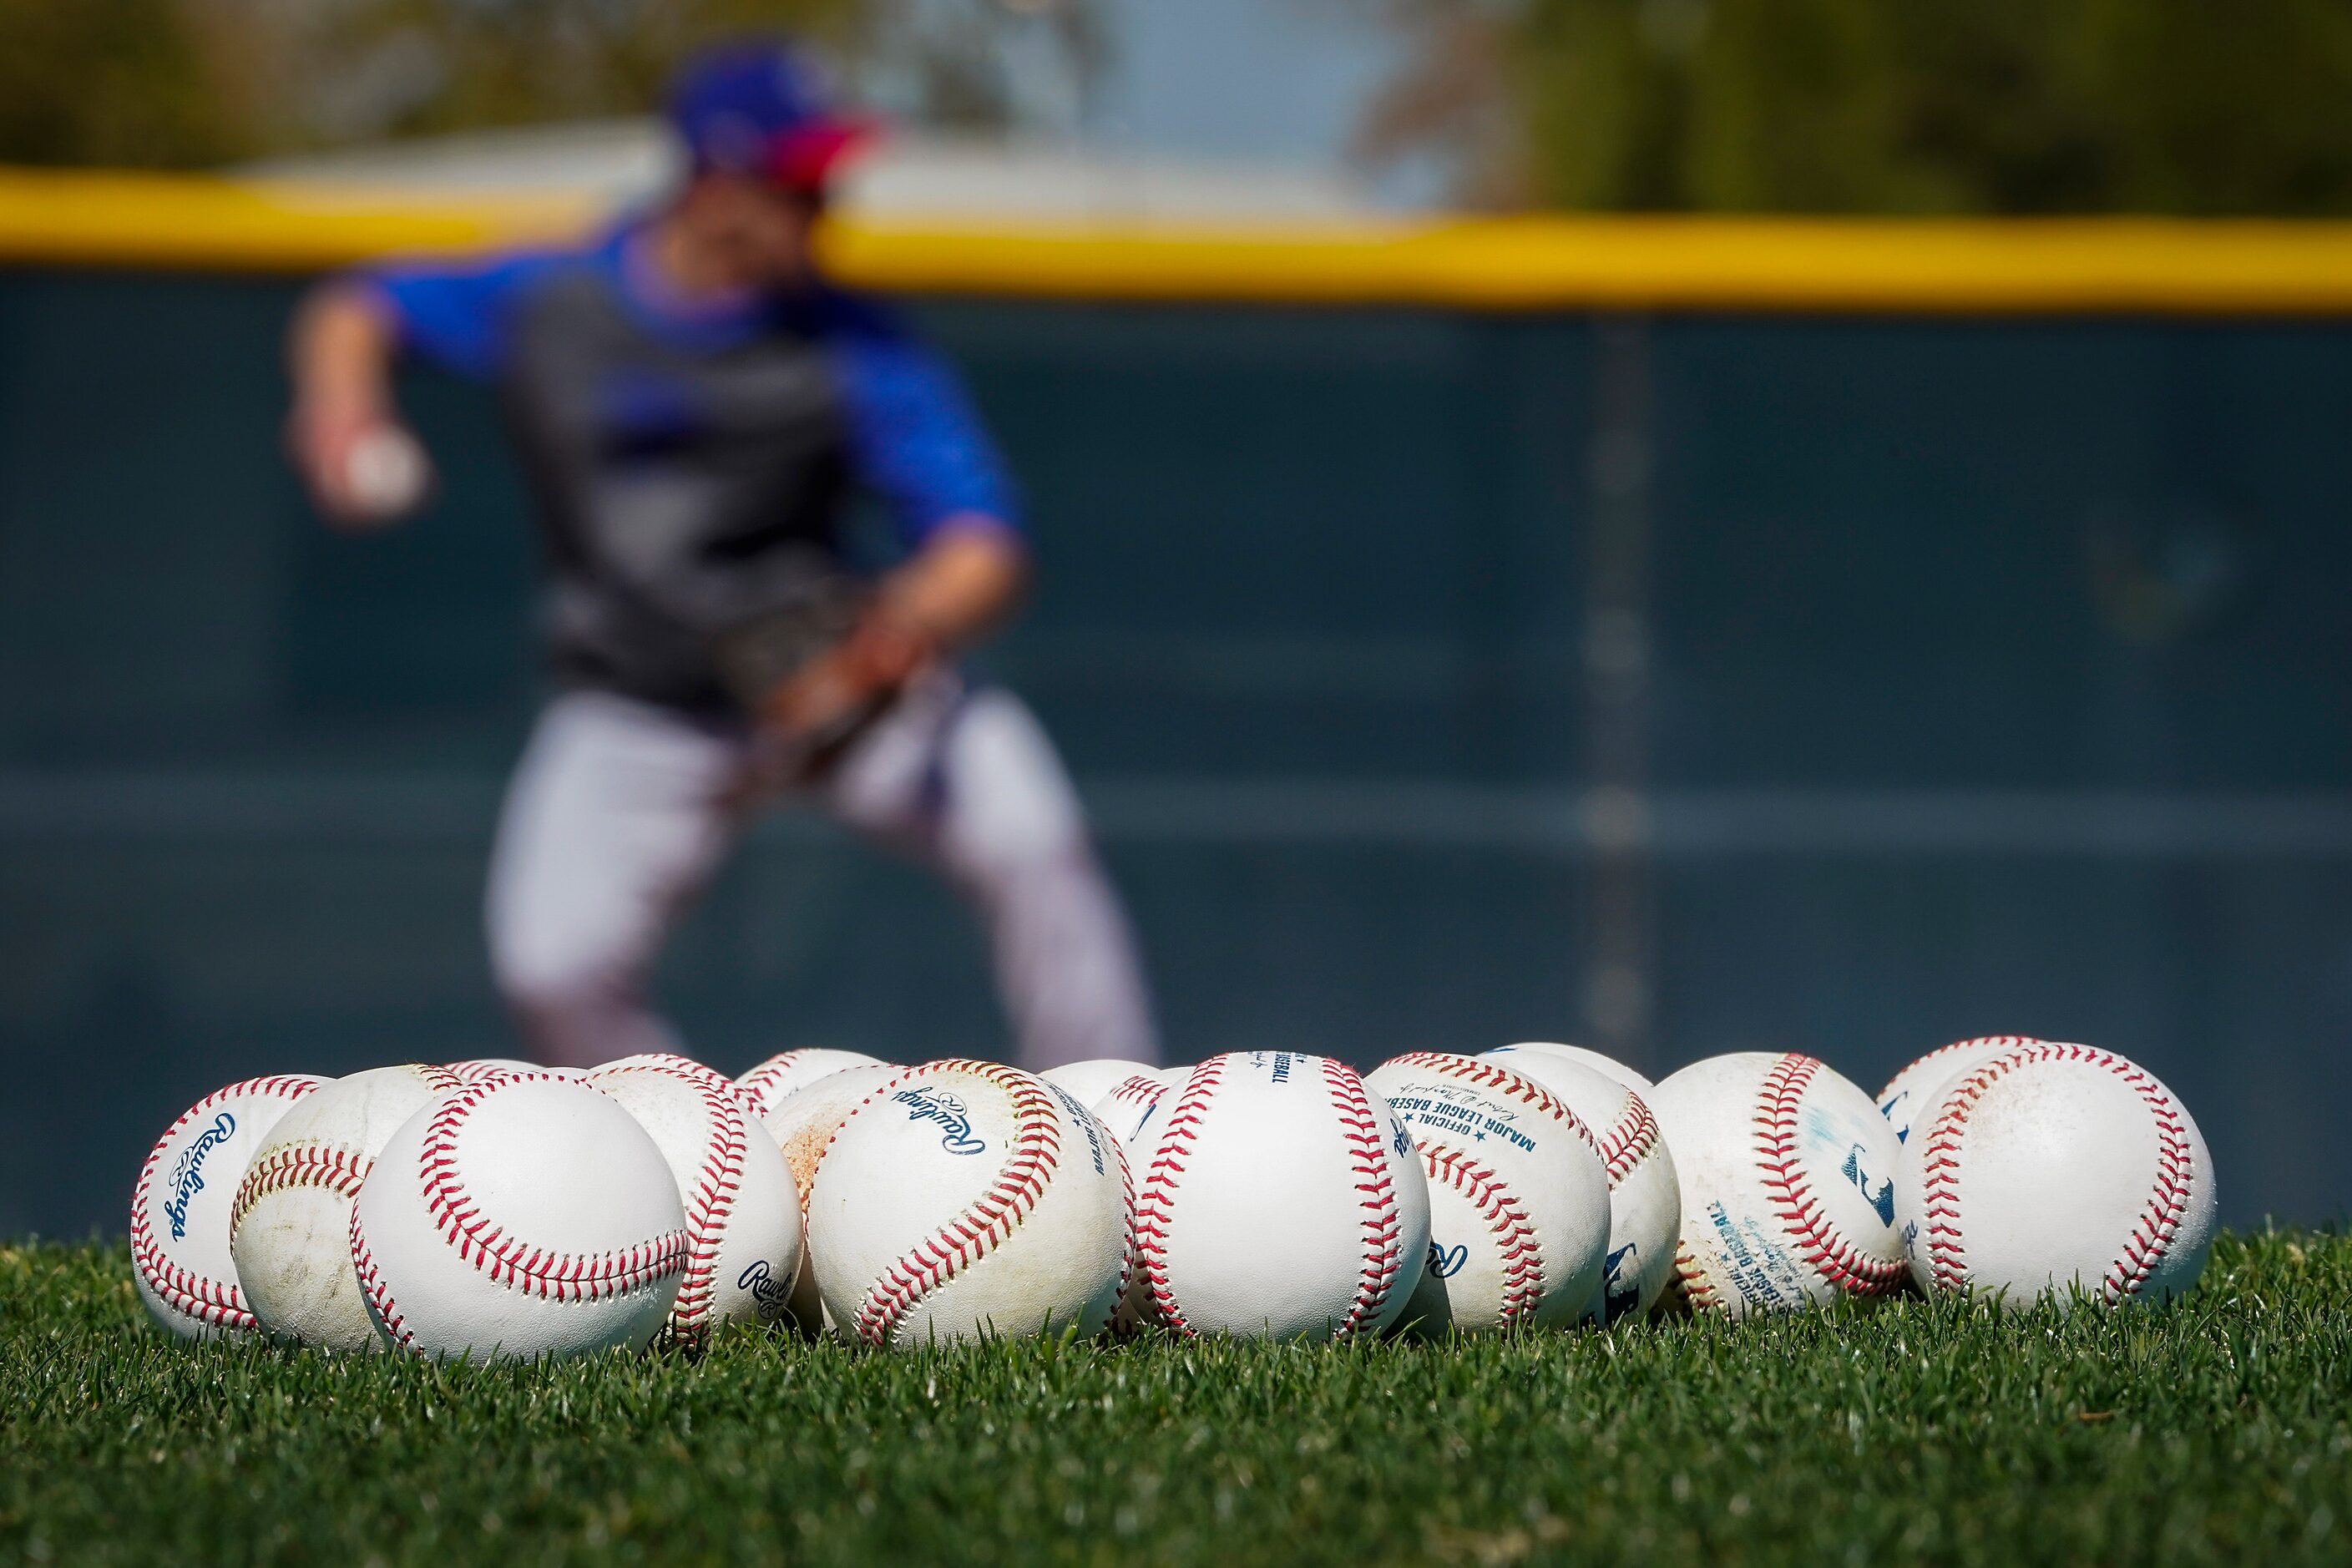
[1897,1041,2217,1309]
[229,1064,468,1350]
[130,1074,326,1339]
[1125,1051,1430,1341]
[1489,1040,1654,1095]
[1875,1036,2042,1146]
[756,1061,901,1332]
[342,425,432,519]
[806,1060,1131,1348]
[1366,1053,1611,1334]
[1479,1044,1682,1320]
[737,1048,885,1125]
[444,1058,551,1085]
[1094,1070,1176,1144]
[349,1073,689,1360]
[583,1055,805,1346]
[1647,1052,1908,1318]
[1039,1058,1158,1109]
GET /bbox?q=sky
[1066,0,1438,201]
[1089,0,1396,163]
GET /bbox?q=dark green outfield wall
[3,267,2348,1237]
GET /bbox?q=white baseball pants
[483,678,1159,1071]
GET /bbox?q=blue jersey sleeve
[826,296,1022,548]
[360,247,575,382]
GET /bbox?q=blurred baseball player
[285,40,1158,1071]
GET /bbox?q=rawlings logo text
[162,1112,236,1242]
[736,1258,793,1322]
[893,1087,986,1156]
[1427,1241,1468,1279]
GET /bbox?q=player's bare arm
[286,281,432,529]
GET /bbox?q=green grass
[3,1232,2349,1566]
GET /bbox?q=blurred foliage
[0,0,1095,167]
[1358,0,2352,215]
[0,0,248,166]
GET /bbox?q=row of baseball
[128,1035,2215,1358]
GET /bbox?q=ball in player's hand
[341,426,432,520]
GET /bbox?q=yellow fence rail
[8,167,2352,316]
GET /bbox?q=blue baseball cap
[666,41,875,190]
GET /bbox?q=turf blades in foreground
[3,1231,2348,1566]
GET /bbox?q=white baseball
[444,1058,552,1085]
[1090,1070,1191,1325]
[1367,1054,1611,1334]
[584,1055,805,1346]
[737,1048,886,1125]
[230,1064,468,1350]
[1898,1041,2217,1309]
[1647,1052,1907,1318]
[807,1060,1131,1348]
[130,1074,326,1338]
[1479,1045,1682,1319]
[1875,1036,2042,1147]
[342,425,432,518]
[350,1074,689,1359]
[1490,1040,1654,1095]
[1039,1058,1158,1109]
[1093,1070,1176,1143]
[1126,1051,1430,1341]
[758,1062,903,1332]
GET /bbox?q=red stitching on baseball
[1885,1035,2042,1107]
[1425,1050,1657,1187]
[1598,1092,1662,1188]
[1101,1075,1168,1116]
[1325,1059,1406,1340]
[1382,1052,1601,1156]
[228,1066,470,1238]
[1421,1146,1545,1324]
[230,1141,369,1234]
[586,1058,751,1347]
[1132,1059,1224,1338]
[736,1050,838,1120]
[1111,1114,1139,1313]
[850,1060,1064,1348]
[409,1075,689,1313]
[1753,1054,1906,1297]
[1672,1237,1723,1315]
[349,1203,416,1353]
[1919,1042,2194,1302]
[129,1075,321,1333]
